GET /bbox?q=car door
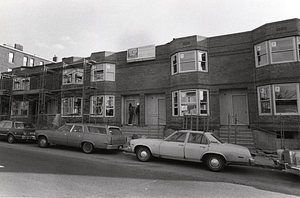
[159,132,187,159]
[67,125,84,147]
[84,126,108,149]
[52,124,73,145]
[184,132,209,161]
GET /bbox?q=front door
[232,95,248,125]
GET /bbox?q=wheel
[136,146,152,162]
[7,134,15,143]
[82,142,94,154]
[205,154,225,172]
[38,136,49,148]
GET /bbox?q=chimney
[14,44,23,51]
[53,55,57,62]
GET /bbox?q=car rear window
[109,128,122,135]
[15,122,35,129]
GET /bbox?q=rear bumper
[15,135,36,141]
[106,145,124,150]
[249,157,255,166]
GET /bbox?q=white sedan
[130,130,255,172]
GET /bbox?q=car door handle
[178,144,184,147]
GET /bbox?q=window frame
[254,41,269,67]
[172,89,209,117]
[29,58,34,67]
[23,56,28,66]
[61,97,83,117]
[91,63,115,82]
[13,77,30,90]
[90,95,115,117]
[171,50,208,75]
[11,101,29,116]
[269,37,297,64]
[257,85,272,115]
[9,52,14,64]
[62,68,84,85]
[272,83,299,115]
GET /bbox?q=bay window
[91,64,115,82]
[171,50,207,74]
[61,97,82,116]
[63,68,83,84]
[90,95,115,117]
[258,83,300,115]
[172,89,209,116]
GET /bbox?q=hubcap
[140,151,148,158]
[210,158,220,167]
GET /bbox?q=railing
[182,115,210,131]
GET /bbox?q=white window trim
[90,95,115,117]
[172,91,179,116]
[172,89,209,116]
[9,52,14,64]
[257,85,272,115]
[171,50,208,75]
[105,95,115,117]
[269,37,297,64]
[63,68,84,85]
[255,41,269,67]
[272,83,300,115]
[91,64,115,82]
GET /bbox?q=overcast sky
[1,0,300,61]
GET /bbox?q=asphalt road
[0,139,299,198]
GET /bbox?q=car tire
[38,136,49,148]
[7,134,15,143]
[82,142,94,154]
[136,146,152,162]
[205,154,225,172]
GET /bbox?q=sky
[1,0,300,61]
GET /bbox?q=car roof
[178,130,205,134]
[64,123,119,128]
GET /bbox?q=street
[0,140,299,198]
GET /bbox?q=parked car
[0,120,36,143]
[273,149,300,176]
[130,130,254,172]
[35,123,127,154]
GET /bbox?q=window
[254,41,268,67]
[90,95,115,117]
[172,89,209,116]
[63,68,83,84]
[13,77,30,90]
[71,125,83,133]
[9,52,14,63]
[257,83,300,115]
[29,58,34,66]
[181,90,197,115]
[166,132,186,142]
[172,92,179,116]
[91,64,115,81]
[23,57,28,66]
[61,97,82,116]
[90,96,104,116]
[11,101,29,115]
[270,37,296,63]
[273,84,299,115]
[40,61,44,65]
[171,50,208,74]
[188,133,203,144]
[257,85,272,115]
[105,95,114,117]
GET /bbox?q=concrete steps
[219,126,255,151]
[120,125,165,139]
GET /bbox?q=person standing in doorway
[135,103,140,125]
[128,103,134,125]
